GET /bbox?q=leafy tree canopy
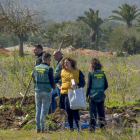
[109,3,140,27]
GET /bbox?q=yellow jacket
[61,68,79,94]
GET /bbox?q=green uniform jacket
[54,57,63,83]
[90,70,105,95]
[33,63,54,92]
[86,70,108,97]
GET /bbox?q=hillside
[20,0,140,22]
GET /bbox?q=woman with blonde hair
[86,58,108,132]
[55,57,85,131]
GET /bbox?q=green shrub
[108,25,140,55]
[0,54,9,57]
[45,120,54,131]
[15,101,19,107]
[22,124,36,130]
[116,51,124,57]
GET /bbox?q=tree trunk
[127,22,132,28]
[90,30,96,50]
[59,38,64,51]
[19,36,24,57]
[90,42,95,50]
[95,31,99,50]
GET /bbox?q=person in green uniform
[86,58,108,132]
[33,52,55,133]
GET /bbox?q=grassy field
[1,52,140,106]
[1,127,140,140]
[0,129,105,140]
[1,52,140,140]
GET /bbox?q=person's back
[33,52,54,133]
[34,63,52,92]
[86,58,108,133]
[90,69,105,94]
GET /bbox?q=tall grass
[1,52,140,106]
[1,52,140,139]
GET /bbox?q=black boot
[89,127,95,133]
[70,128,74,132]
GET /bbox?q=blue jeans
[51,85,60,112]
[35,91,51,130]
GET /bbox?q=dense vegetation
[1,1,140,55]
[1,52,140,139]
[1,52,140,106]
[1,1,140,139]
[0,0,140,56]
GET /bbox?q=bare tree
[0,0,43,57]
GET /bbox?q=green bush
[0,54,9,58]
[22,124,36,130]
[108,25,140,55]
[116,51,124,57]
[45,120,54,131]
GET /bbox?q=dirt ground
[0,96,35,129]
[0,96,140,130]
[0,96,67,130]
[74,48,113,57]
[0,45,11,56]
[3,45,113,57]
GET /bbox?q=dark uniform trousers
[60,94,80,129]
[89,99,105,130]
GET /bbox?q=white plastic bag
[68,88,87,110]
